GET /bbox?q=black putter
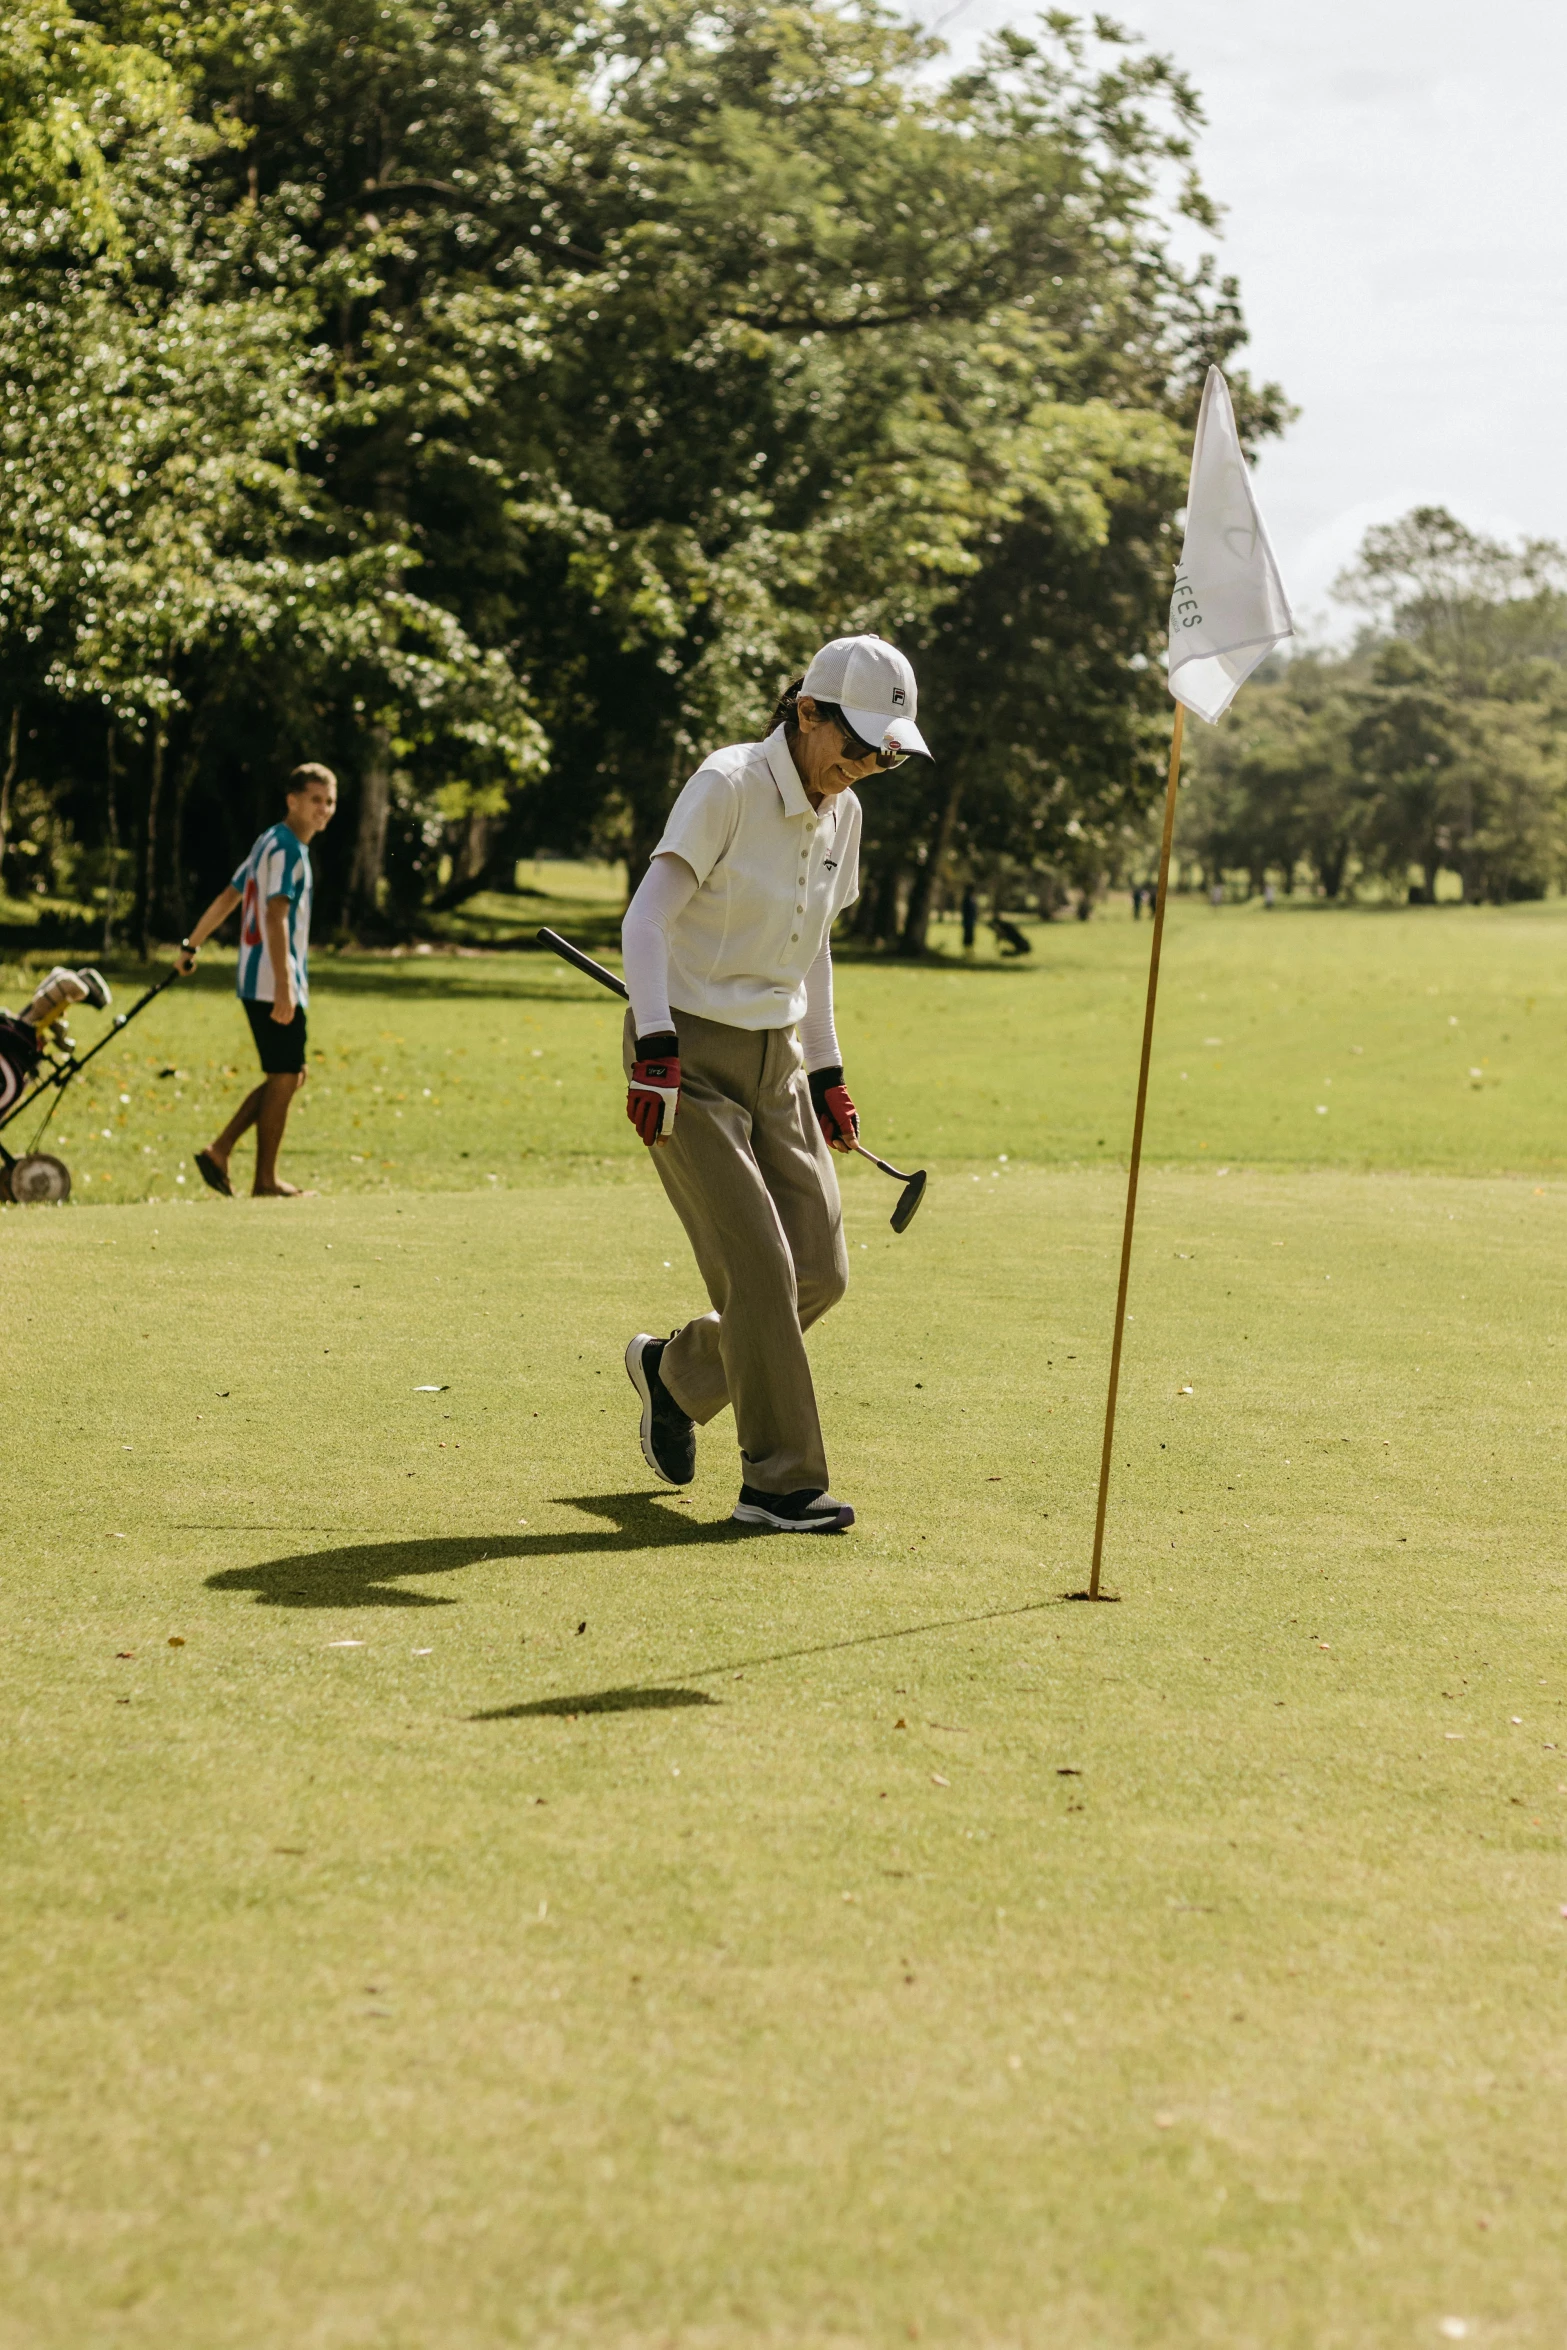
[536,926,927,1233]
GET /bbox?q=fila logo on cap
[891,686,907,708]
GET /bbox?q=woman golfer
[621,634,929,1532]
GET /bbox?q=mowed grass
[5,896,1567,2348]
[6,886,1567,1205]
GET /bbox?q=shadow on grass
[475,1595,1068,1722]
[205,1492,740,1609]
[484,1687,719,1719]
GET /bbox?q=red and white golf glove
[628,1032,681,1146]
[808,1063,858,1151]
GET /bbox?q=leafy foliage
[1178,510,1567,905]
[2,1,1284,943]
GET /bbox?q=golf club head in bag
[22,966,111,1030]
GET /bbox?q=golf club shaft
[537,927,629,1000]
[853,1140,916,1185]
[68,969,182,1078]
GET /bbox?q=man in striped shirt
[179,764,337,1197]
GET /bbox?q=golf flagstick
[1085,703,1182,1600]
[1082,366,1293,1600]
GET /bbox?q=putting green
[6,894,1567,2343]
[6,1156,1567,2347]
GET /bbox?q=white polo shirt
[652,727,862,1031]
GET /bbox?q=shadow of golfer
[204,1492,739,1609]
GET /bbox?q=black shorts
[243,998,308,1075]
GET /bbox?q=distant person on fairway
[177,764,337,1198]
[620,635,929,1534]
[961,884,979,951]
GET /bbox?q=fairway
[5,901,1567,2348]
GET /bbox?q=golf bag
[0,1012,40,1115]
[0,968,114,1183]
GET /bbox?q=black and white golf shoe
[732,1486,855,1534]
[625,1333,695,1486]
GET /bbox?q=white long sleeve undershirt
[622,851,843,1069]
[622,854,698,1038]
[798,937,841,1072]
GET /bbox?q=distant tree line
[1173,509,1567,906]
[0,0,1285,950]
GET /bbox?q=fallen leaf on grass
[1057,1767,1081,1777]
[930,1773,950,1787]
[167,1636,185,1648]
[116,1652,134,1660]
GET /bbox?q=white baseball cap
[802,634,930,760]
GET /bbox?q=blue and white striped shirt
[232,823,312,1007]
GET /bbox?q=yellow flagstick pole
[1086,698,1185,1601]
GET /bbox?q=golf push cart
[0,963,183,1204]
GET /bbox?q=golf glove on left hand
[808,1063,858,1151]
[628,1032,681,1146]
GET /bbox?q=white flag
[1167,366,1293,724]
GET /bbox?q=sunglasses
[837,724,910,772]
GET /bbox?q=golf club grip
[537,927,629,1001]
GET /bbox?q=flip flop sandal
[195,1149,233,1197]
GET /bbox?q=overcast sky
[911,0,1567,638]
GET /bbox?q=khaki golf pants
[625,1007,849,1495]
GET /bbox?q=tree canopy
[1178,509,1567,907]
[1,0,1285,944]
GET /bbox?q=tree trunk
[0,703,19,890]
[624,799,668,910]
[347,721,393,930]
[869,863,901,945]
[103,724,119,954]
[850,879,880,941]
[161,736,202,938]
[899,769,965,957]
[430,811,499,910]
[139,722,167,959]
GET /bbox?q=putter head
[890,1169,927,1234]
